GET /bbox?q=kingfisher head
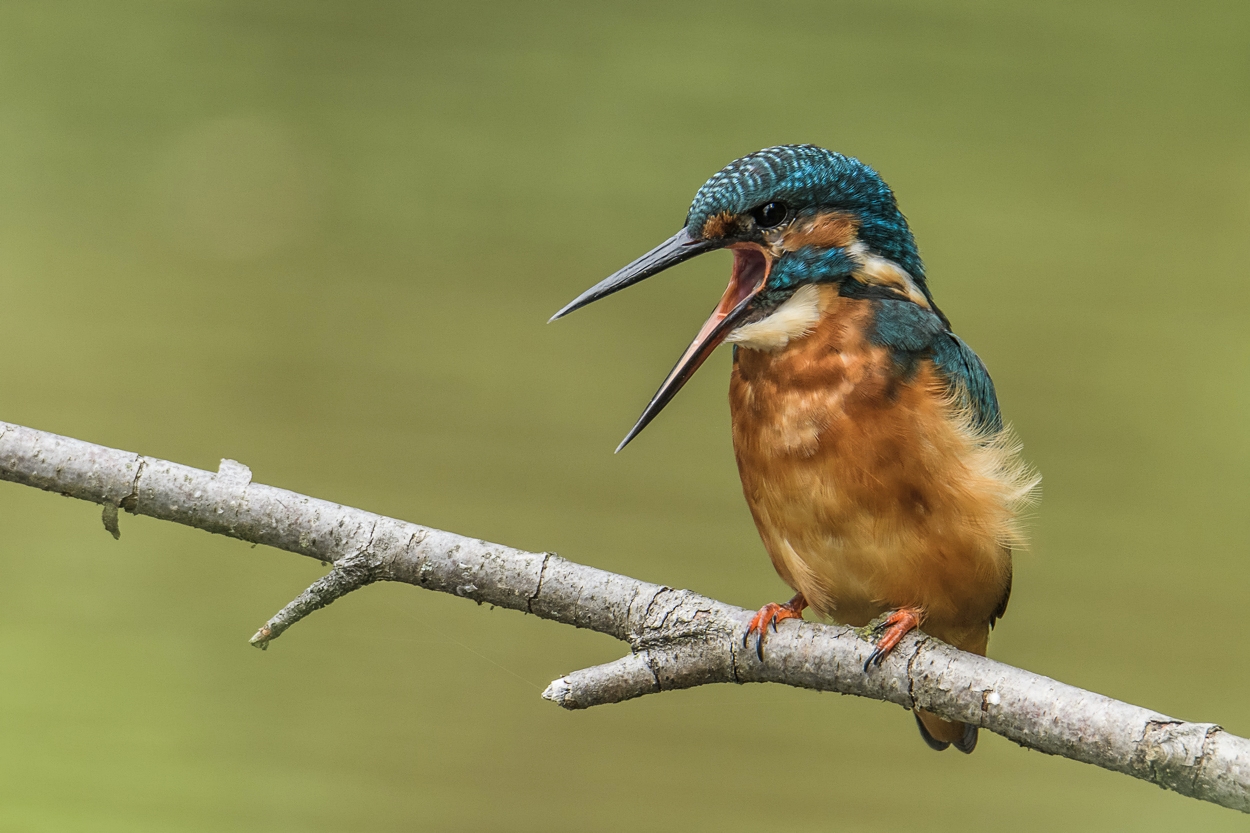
[552,144,942,450]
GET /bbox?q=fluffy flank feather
[943,386,1042,551]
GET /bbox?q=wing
[932,331,1003,434]
[868,298,1003,434]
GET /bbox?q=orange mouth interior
[722,245,770,314]
[653,245,771,391]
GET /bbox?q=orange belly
[729,287,1030,652]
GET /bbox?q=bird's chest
[728,290,1009,627]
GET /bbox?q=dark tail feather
[914,713,979,754]
[914,714,950,751]
[954,722,978,754]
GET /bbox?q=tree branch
[1,419,1247,813]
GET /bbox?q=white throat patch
[726,284,824,352]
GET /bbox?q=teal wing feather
[933,332,1003,433]
[867,298,1002,434]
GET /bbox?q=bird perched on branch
[552,145,1038,753]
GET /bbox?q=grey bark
[1,419,1247,812]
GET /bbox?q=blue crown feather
[685,144,926,285]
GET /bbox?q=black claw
[755,630,765,661]
[770,618,778,633]
[863,647,886,672]
[866,610,899,640]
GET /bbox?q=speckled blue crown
[685,144,924,283]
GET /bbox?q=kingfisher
[551,145,1037,754]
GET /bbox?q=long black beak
[551,227,770,452]
[548,227,721,322]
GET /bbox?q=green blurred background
[0,1,1247,830]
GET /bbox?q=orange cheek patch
[781,212,860,251]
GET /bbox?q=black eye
[751,201,789,229]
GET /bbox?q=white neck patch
[847,242,930,308]
[726,284,824,352]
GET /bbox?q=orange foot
[863,607,924,671]
[744,593,807,660]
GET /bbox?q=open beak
[551,227,771,451]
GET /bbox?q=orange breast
[729,287,1026,652]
